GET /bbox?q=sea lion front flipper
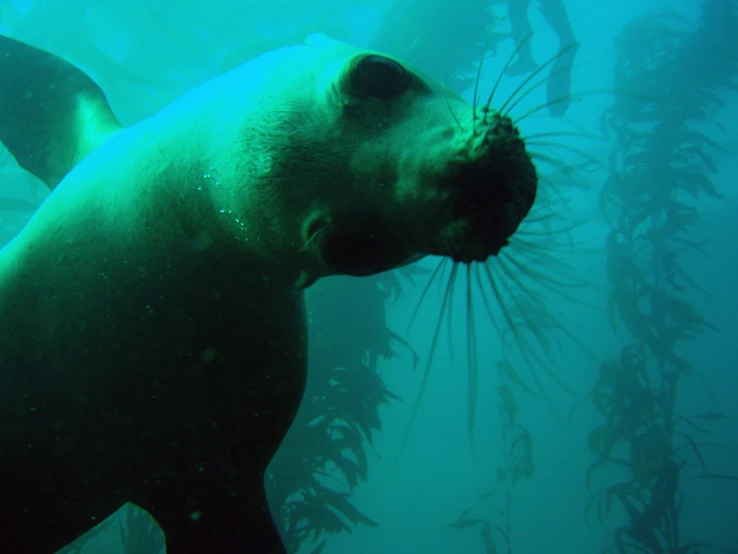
[55,502,165,554]
[0,34,122,190]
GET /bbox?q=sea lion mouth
[309,213,411,277]
[446,113,538,263]
[320,227,384,276]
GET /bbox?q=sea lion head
[300,35,537,276]
[210,35,537,282]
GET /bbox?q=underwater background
[1,0,736,552]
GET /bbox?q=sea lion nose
[449,119,538,262]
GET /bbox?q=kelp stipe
[448,358,536,554]
[587,2,738,551]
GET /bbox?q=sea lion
[0,32,537,553]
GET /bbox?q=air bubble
[202,166,221,186]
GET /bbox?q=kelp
[588,2,738,552]
[449,366,535,554]
[269,273,413,552]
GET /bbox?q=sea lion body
[0,50,312,553]
[0,33,537,553]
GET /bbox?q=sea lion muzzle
[447,114,538,263]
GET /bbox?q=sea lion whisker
[515,208,593,255]
[500,256,601,365]
[535,166,593,202]
[406,258,448,337]
[512,95,575,125]
[517,216,582,236]
[301,223,328,252]
[512,217,557,237]
[501,238,603,349]
[472,32,499,134]
[473,262,508,344]
[517,195,561,224]
[490,262,577,393]
[441,82,465,132]
[516,218,555,230]
[482,262,519,346]
[501,249,587,289]
[437,256,454,295]
[486,259,555,360]
[529,151,578,173]
[446,263,459,369]
[481,30,534,126]
[495,256,537,301]
[472,264,498,339]
[496,43,578,117]
[512,87,619,125]
[502,49,608,120]
[500,60,577,120]
[395,262,456,465]
[474,260,552,412]
[507,238,581,277]
[526,140,601,166]
[538,162,598,193]
[478,259,573,417]
[515,223,561,236]
[522,130,602,143]
[530,183,577,214]
[465,263,479,459]
[478,260,546,397]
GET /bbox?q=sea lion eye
[353,55,410,99]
